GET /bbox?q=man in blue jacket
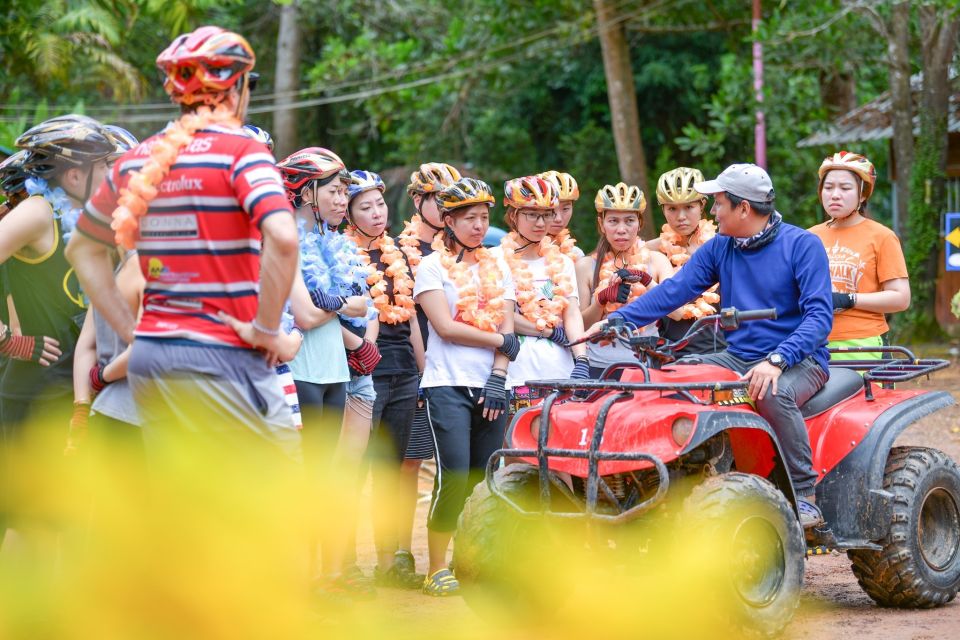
[589,163,833,528]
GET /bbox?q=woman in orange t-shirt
[808,151,910,360]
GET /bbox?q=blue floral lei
[24,176,82,244]
[297,218,375,327]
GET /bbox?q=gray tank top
[90,253,141,426]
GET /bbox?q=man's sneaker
[393,549,416,574]
[375,562,424,589]
[798,497,825,529]
[324,568,376,601]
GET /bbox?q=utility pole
[752,0,767,169]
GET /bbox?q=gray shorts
[128,339,301,462]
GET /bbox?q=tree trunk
[906,5,959,332]
[593,0,653,239]
[818,68,857,120]
[272,0,302,159]
[887,1,914,237]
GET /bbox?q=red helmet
[276,147,345,204]
[156,26,255,106]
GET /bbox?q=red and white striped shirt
[79,125,293,349]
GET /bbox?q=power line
[0,0,682,124]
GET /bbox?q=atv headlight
[671,416,695,447]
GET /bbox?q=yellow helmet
[818,151,877,200]
[539,170,580,201]
[656,167,706,205]
[503,175,558,210]
[436,177,496,214]
[407,162,462,196]
[594,182,646,214]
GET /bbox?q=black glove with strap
[478,372,508,416]
[832,292,856,312]
[615,268,653,286]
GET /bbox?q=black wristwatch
[766,352,788,371]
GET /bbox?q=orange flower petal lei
[500,232,572,332]
[436,236,506,333]
[345,227,416,324]
[658,219,719,319]
[552,228,581,260]
[111,104,240,249]
[597,238,650,315]
[398,215,441,278]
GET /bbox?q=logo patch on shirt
[141,214,199,238]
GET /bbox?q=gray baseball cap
[694,163,775,203]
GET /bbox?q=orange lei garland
[658,219,720,319]
[111,104,240,249]
[596,239,651,315]
[346,228,416,324]
[500,233,572,332]
[552,228,581,260]
[432,234,506,332]
[398,215,439,277]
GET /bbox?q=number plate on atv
[712,387,756,408]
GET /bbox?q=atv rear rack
[828,346,949,401]
[488,389,671,523]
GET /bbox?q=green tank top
[1,213,86,397]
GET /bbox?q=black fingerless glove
[549,325,567,346]
[615,268,653,286]
[832,292,855,311]
[309,288,346,311]
[498,333,521,361]
[478,372,508,416]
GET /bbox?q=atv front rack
[489,388,676,523]
[828,346,949,401]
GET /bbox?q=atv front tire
[682,472,805,638]
[848,446,960,608]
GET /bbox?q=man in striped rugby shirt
[67,27,301,460]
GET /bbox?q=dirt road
[347,367,960,639]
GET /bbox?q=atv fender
[682,411,799,518]
[815,391,954,547]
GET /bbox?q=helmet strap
[83,166,95,203]
[444,225,480,263]
[417,194,444,232]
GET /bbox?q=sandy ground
[347,364,960,639]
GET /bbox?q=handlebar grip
[737,308,778,322]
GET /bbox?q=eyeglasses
[247,72,260,92]
[518,210,560,224]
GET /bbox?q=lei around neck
[596,238,650,315]
[658,219,720,319]
[500,232,572,331]
[345,227,415,324]
[297,218,376,327]
[433,233,507,333]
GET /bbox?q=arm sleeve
[608,239,719,327]
[77,160,122,246]
[776,234,834,367]
[876,229,908,283]
[232,140,293,229]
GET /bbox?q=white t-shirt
[491,250,579,389]
[414,250,517,389]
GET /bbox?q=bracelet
[251,319,280,336]
[491,367,508,376]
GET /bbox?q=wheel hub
[917,486,960,572]
[730,515,786,607]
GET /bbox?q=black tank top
[2,212,86,398]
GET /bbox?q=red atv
[453,308,960,636]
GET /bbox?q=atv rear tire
[682,472,804,638]
[848,446,960,608]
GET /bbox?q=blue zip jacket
[609,221,833,372]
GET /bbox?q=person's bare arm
[576,256,605,326]
[72,308,98,404]
[410,317,425,372]
[562,296,587,359]
[0,197,53,264]
[416,290,505,350]
[849,278,910,314]
[66,233,136,343]
[290,276,338,330]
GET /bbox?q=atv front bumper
[487,389,670,523]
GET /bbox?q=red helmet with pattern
[276,147,345,205]
[503,175,559,210]
[156,26,256,106]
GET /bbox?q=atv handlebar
[567,307,778,362]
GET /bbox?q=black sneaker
[393,549,416,574]
[374,561,424,590]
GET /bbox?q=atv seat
[800,367,864,419]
